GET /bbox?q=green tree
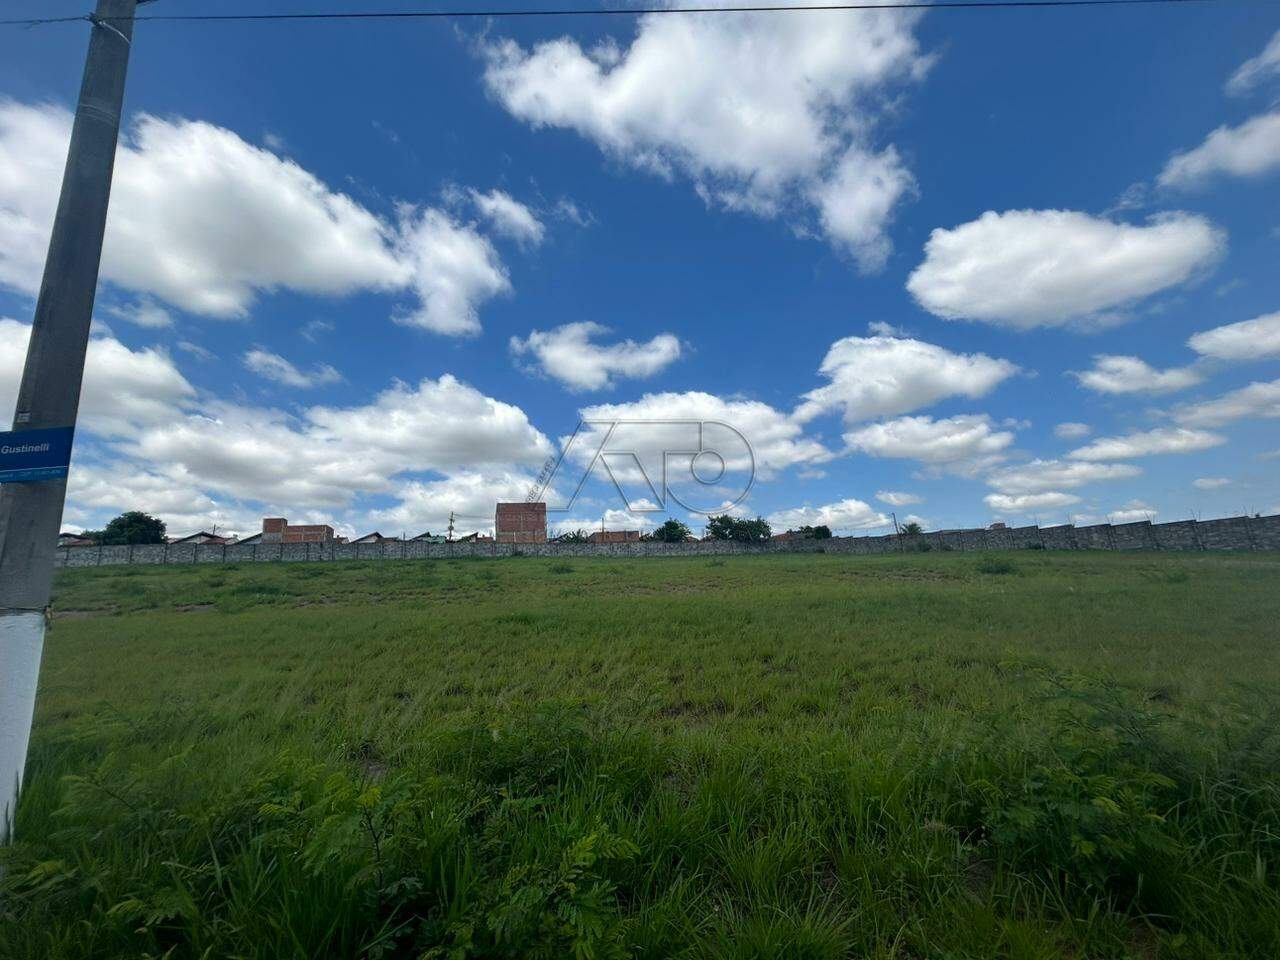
[706,514,736,541]
[100,511,166,545]
[900,521,924,536]
[557,529,589,544]
[649,518,692,543]
[792,525,832,540]
[707,514,771,544]
[737,517,772,543]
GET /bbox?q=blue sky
[1,0,1278,539]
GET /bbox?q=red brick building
[261,517,336,544]
[495,502,546,543]
[587,529,641,544]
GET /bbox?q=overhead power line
[0,0,1232,30]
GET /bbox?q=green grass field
[4,551,1280,959]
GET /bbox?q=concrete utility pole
[0,0,138,842]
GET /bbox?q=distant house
[169,531,232,545]
[233,532,262,546]
[260,517,335,544]
[351,532,400,544]
[496,502,546,543]
[57,532,96,548]
[412,532,447,543]
[588,529,641,544]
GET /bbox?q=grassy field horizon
[4,551,1279,958]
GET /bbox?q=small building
[412,532,447,543]
[988,522,1008,531]
[57,532,96,548]
[233,532,262,546]
[495,502,546,543]
[169,531,233,545]
[260,517,335,544]
[351,532,400,544]
[588,529,641,544]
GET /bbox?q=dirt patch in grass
[51,608,114,620]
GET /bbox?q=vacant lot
[4,551,1279,959]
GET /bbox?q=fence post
[1244,516,1259,552]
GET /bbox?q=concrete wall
[51,514,1280,569]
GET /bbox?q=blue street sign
[0,426,75,483]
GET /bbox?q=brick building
[588,529,641,544]
[495,502,546,543]
[261,517,336,544]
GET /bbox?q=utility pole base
[1,611,45,843]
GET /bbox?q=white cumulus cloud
[767,498,890,532]
[986,459,1142,495]
[1072,355,1203,395]
[575,391,830,479]
[795,334,1017,423]
[0,100,510,337]
[0,318,194,437]
[845,414,1015,466]
[114,375,554,510]
[1173,378,1280,428]
[480,6,930,269]
[876,490,922,506]
[1069,427,1225,461]
[1158,111,1280,189]
[65,461,261,540]
[366,472,538,539]
[1188,311,1280,360]
[242,349,343,389]
[906,210,1225,330]
[511,321,682,391]
[1054,422,1092,440]
[1109,500,1158,523]
[985,491,1081,514]
[469,188,546,247]
[392,208,510,336]
[106,299,174,329]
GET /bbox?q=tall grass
[3,552,1278,958]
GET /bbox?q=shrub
[977,557,1017,575]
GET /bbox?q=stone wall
[51,514,1280,569]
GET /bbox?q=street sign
[0,426,75,483]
